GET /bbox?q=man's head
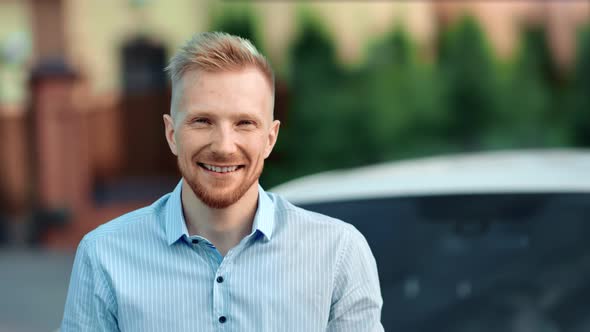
[163,32,280,209]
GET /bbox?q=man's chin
[186,180,253,209]
[196,191,240,209]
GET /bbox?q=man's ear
[163,114,178,156]
[264,120,281,159]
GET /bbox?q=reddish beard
[177,155,263,209]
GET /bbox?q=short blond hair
[166,31,274,92]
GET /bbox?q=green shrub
[490,25,563,148]
[437,16,500,149]
[569,25,590,146]
[209,4,263,52]
[363,28,449,161]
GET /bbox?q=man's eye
[238,120,255,126]
[193,118,210,124]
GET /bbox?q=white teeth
[202,164,239,173]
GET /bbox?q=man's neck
[181,181,259,256]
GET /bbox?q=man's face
[163,67,279,209]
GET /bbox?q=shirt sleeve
[61,237,119,331]
[327,226,384,332]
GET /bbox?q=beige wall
[544,1,590,70]
[304,1,436,64]
[63,0,210,96]
[0,0,32,107]
[255,1,436,67]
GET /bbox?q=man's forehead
[178,67,272,90]
[173,68,274,120]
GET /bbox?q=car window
[300,193,590,332]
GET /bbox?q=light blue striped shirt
[61,181,383,331]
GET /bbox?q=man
[61,32,383,331]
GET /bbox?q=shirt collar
[252,183,275,242]
[165,180,275,246]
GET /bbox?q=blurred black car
[271,149,590,332]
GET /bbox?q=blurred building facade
[0,0,588,249]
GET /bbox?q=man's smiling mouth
[197,163,245,173]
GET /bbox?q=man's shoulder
[268,192,361,239]
[81,193,171,247]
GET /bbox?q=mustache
[195,152,246,165]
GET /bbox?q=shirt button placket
[213,258,230,329]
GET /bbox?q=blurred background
[0,0,589,330]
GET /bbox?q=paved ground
[0,249,74,332]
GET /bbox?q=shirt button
[219,316,227,323]
[216,276,224,283]
[192,239,199,244]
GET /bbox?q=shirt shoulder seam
[83,207,157,243]
[331,225,353,297]
[78,233,119,311]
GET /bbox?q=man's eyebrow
[184,109,216,118]
[184,109,265,122]
[231,112,263,121]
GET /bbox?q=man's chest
[106,241,335,331]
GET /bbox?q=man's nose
[210,125,238,155]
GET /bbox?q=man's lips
[197,162,245,174]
